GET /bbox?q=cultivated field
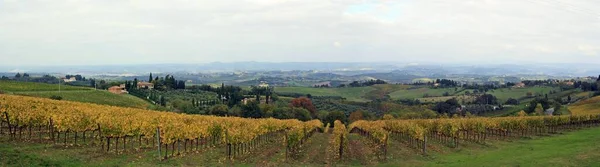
[417,95,476,104]
[569,96,600,115]
[275,86,375,102]
[15,91,151,109]
[0,80,90,92]
[389,87,461,100]
[0,80,151,109]
[487,86,559,103]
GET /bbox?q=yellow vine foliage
[0,94,322,144]
[354,114,600,140]
[328,120,348,159]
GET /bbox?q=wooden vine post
[156,127,161,160]
[422,136,427,154]
[338,134,344,159]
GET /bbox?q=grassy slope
[389,87,460,100]
[15,91,151,109]
[0,80,90,92]
[419,127,600,167]
[488,86,559,103]
[569,96,600,115]
[363,84,412,101]
[0,81,151,109]
[275,86,375,102]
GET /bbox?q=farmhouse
[108,85,128,94]
[137,82,154,89]
[513,82,526,88]
[62,77,77,83]
[258,81,269,88]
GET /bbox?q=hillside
[275,86,375,102]
[569,96,600,115]
[0,80,151,109]
[0,80,90,92]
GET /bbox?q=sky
[1,0,600,66]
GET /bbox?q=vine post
[156,127,161,160]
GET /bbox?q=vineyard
[349,114,600,155]
[0,94,322,161]
[2,93,600,166]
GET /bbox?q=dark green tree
[324,111,347,127]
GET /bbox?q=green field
[363,84,412,101]
[487,86,560,103]
[275,86,375,102]
[417,95,476,104]
[15,91,151,109]
[0,81,151,109]
[0,80,90,92]
[417,127,600,166]
[389,87,461,100]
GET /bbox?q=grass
[389,87,460,100]
[417,127,600,167]
[487,86,559,103]
[417,95,476,104]
[363,84,412,101]
[0,80,152,109]
[0,80,90,92]
[15,91,152,109]
[569,96,600,115]
[275,86,375,102]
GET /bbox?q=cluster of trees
[432,95,503,116]
[462,84,498,93]
[462,105,497,115]
[473,94,498,105]
[216,83,245,107]
[250,86,274,104]
[432,98,461,115]
[435,79,459,87]
[313,84,330,88]
[341,79,387,87]
[148,73,186,90]
[505,98,519,105]
[574,81,599,91]
[65,74,86,81]
[202,96,351,125]
[521,80,553,86]
[526,98,562,115]
[14,73,30,78]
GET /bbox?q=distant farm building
[108,85,128,94]
[137,82,154,89]
[564,81,574,86]
[62,77,77,83]
[258,81,269,88]
[513,82,526,88]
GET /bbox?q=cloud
[0,0,599,66]
[578,45,598,56]
[333,42,342,48]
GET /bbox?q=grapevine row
[0,94,322,159]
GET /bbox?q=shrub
[50,95,62,100]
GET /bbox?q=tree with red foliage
[290,97,317,118]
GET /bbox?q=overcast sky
[1,0,599,66]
